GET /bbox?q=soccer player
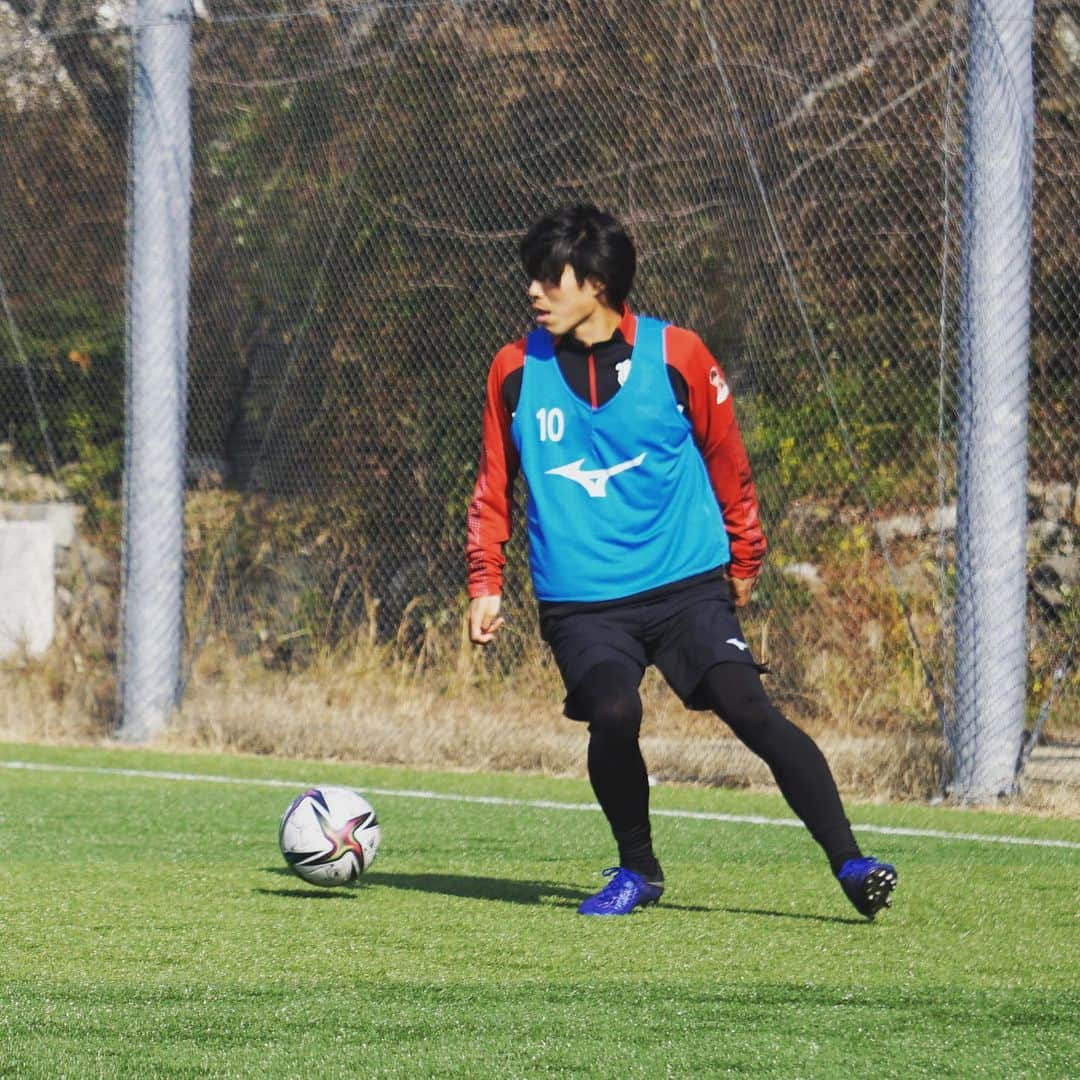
[466,204,897,919]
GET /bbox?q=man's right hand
[469,594,505,644]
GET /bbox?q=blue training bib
[510,315,730,602]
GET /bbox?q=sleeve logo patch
[709,367,730,405]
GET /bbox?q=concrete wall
[0,520,55,658]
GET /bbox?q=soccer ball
[279,785,381,886]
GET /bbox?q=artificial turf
[1,742,1076,1078]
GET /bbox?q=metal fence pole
[952,0,1035,798]
[118,0,193,741]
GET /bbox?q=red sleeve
[664,326,767,578]
[466,341,524,597]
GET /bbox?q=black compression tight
[568,662,657,876]
[698,663,861,871]
[569,661,861,875]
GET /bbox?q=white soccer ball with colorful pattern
[279,786,381,886]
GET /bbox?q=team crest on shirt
[616,358,632,386]
[709,367,730,405]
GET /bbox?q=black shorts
[538,572,767,720]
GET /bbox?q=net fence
[0,0,1076,803]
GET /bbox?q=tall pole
[119,0,193,740]
[952,0,1035,798]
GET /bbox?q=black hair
[519,204,636,309]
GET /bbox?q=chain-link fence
[1,1,1076,805]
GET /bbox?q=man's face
[528,264,605,338]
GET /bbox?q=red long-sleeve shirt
[467,308,766,598]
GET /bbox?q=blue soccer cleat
[837,856,898,920]
[577,867,664,916]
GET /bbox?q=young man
[466,204,897,919]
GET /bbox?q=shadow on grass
[255,887,358,900]
[360,871,726,913]
[364,871,588,908]
[255,867,584,907]
[718,906,867,926]
[255,866,360,899]
[257,867,857,920]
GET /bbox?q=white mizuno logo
[545,453,647,498]
[726,637,749,651]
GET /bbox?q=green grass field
[1,742,1077,1078]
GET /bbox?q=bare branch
[776,61,950,194]
[781,0,942,129]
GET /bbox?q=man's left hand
[728,573,757,608]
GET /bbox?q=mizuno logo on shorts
[545,453,647,498]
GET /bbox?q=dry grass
[0,620,1005,810]
[1,556,1075,814]
[0,632,116,746]
[157,641,947,801]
